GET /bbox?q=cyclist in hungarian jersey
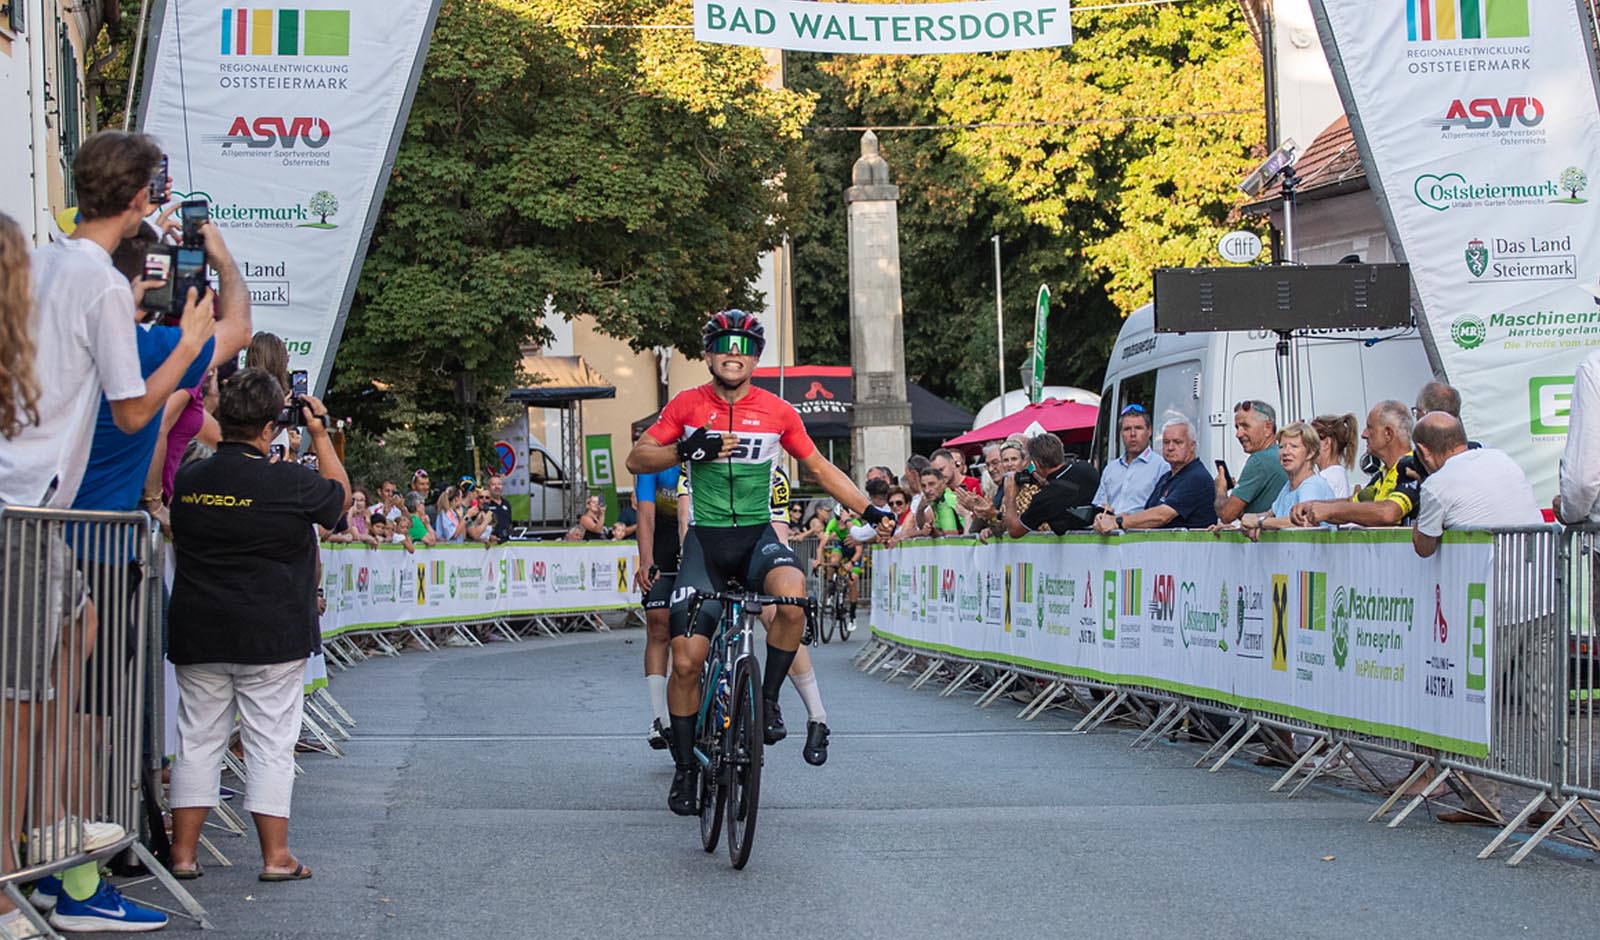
[626,310,893,815]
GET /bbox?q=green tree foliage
[328,0,813,478]
[789,0,1262,410]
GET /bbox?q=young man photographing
[1,131,216,511]
[626,311,893,815]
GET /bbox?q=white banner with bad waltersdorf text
[694,0,1072,54]
[870,531,1495,756]
[1310,0,1600,499]
[318,542,638,635]
[139,1,441,393]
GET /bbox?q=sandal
[258,863,312,882]
[171,863,203,881]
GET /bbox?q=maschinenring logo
[1330,587,1351,671]
[1451,314,1486,349]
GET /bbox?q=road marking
[352,729,1088,742]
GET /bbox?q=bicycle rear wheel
[835,576,856,641]
[724,655,764,869]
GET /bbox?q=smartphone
[291,370,309,398]
[138,247,175,314]
[148,156,168,205]
[1215,459,1235,489]
[270,444,287,460]
[179,199,209,245]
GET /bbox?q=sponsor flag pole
[1308,0,1600,496]
[138,0,444,396]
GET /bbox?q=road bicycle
[814,560,857,644]
[689,587,817,869]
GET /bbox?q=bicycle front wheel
[724,654,764,869]
[835,577,856,641]
[698,715,725,853]
[818,580,836,644]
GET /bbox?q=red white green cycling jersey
[646,384,816,528]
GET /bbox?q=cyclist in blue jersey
[633,462,683,750]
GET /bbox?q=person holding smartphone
[1213,399,1287,525]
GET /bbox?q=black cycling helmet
[701,309,766,356]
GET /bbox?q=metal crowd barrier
[858,524,1600,866]
[1,507,206,935]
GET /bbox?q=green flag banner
[585,433,620,526]
[1030,284,1050,404]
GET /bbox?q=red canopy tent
[943,398,1099,451]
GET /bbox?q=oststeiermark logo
[1451,314,1487,350]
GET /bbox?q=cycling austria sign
[139,1,440,393]
[694,0,1073,54]
[1309,0,1600,499]
[871,533,1494,755]
[319,541,636,636]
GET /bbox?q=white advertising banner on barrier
[140,1,441,392]
[870,532,1495,756]
[319,541,637,635]
[1310,0,1600,498]
[693,0,1072,54]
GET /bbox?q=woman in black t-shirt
[165,369,349,883]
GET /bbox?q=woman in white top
[1311,412,1359,499]
[1221,422,1336,541]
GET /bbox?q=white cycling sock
[789,669,827,724]
[646,674,670,725]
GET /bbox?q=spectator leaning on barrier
[403,491,437,548]
[1093,417,1218,533]
[980,443,1003,498]
[915,466,963,537]
[1215,399,1287,523]
[434,486,464,542]
[1410,413,1542,559]
[166,367,350,884]
[1289,401,1420,528]
[1001,432,1100,536]
[1555,347,1600,524]
[379,479,403,523]
[1093,403,1165,515]
[1228,422,1336,542]
[1311,413,1359,499]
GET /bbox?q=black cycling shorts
[669,525,799,639]
[642,571,676,611]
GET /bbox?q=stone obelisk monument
[845,130,912,477]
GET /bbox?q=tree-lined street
[127,630,1600,939]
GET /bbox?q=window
[56,22,81,204]
[527,450,563,484]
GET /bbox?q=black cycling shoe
[647,719,670,751]
[668,764,700,815]
[764,697,787,744]
[803,720,830,766]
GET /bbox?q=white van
[1090,303,1435,475]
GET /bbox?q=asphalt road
[115,627,1600,939]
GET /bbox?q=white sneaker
[26,818,127,863]
[444,634,472,648]
[0,911,29,940]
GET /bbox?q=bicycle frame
[691,594,758,768]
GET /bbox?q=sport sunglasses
[709,334,758,355]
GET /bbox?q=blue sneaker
[28,874,62,910]
[48,880,168,933]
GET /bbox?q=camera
[276,370,311,426]
[136,199,212,326]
